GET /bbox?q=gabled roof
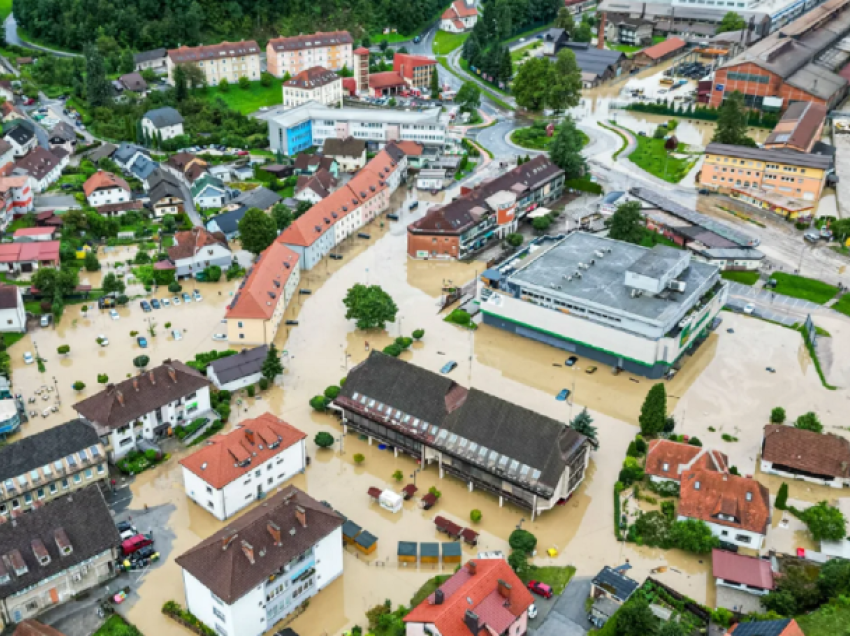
[644,439,728,481]
[148,170,185,205]
[284,66,339,89]
[13,227,55,238]
[296,168,337,199]
[727,618,804,636]
[404,560,533,636]
[175,486,344,604]
[119,72,147,92]
[0,419,100,483]
[167,226,230,262]
[764,102,827,151]
[208,346,268,384]
[191,173,227,198]
[705,143,833,170]
[638,37,686,60]
[230,186,281,210]
[113,142,148,164]
[369,71,407,90]
[15,147,64,181]
[442,0,478,20]
[86,143,117,163]
[168,41,260,63]
[322,136,366,158]
[134,48,167,64]
[73,361,210,434]
[0,241,60,263]
[208,207,247,235]
[679,471,770,535]
[225,241,299,320]
[762,424,850,479]
[4,125,35,146]
[13,619,67,636]
[712,549,774,590]
[180,413,306,489]
[48,122,76,143]
[591,565,640,602]
[0,284,20,311]
[267,31,353,52]
[386,140,424,157]
[144,106,183,128]
[83,171,130,197]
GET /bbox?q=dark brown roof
[175,486,344,603]
[764,102,827,151]
[119,72,147,92]
[13,619,67,636]
[295,168,336,198]
[167,226,230,261]
[293,154,336,172]
[96,201,144,215]
[168,41,260,63]
[15,147,63,181]
[762,424,850,478]
[73,360,210,434]
[0,283,20,310]
[268,31,353,52]
[284,66,339,89]
[322,136,366,158]
[167,152,203,172]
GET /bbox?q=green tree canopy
[84,43,111,108]
[549,117,586,180]
[639,383,667,437]
[794,411,822,433]
[716,11,747,34]
[271,203,294,231]
[512,57,553,112]
[314,432,335,448]
[555,7,575,35]
[570,407,597,445]
[430,65,440,100]
[343,284,399,330]
[573,22,593,43]
[616,600,658,636]
[548,49,582,112]
[670,519,720,553]
[261,343,284,381]
[508,528,537,553]
[713,91,757,147]
[455,82,481,114]
[31,268,80,299]
[606,201,644,244]
[238,207,278,255]
[800,501,847,542]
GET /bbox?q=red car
[527,580,553,599]
[121,534,153,556]
[236,150,249,156]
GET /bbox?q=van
[122,534,153,556]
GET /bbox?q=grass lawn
[433,30,470,55]
[721,270,760,285]
[195,81,282,115]
[510,125,589,150]
[93,614,144,636]
[458,58,512,97]
[0,0,12,20]
[521,565,576,596]
[833,293,850,318]
[797,602,850,636]
[369,31,410,45]
[639,229,680,250]
[3,333,24,348]
[626,131,695,184]
[409,574,452,607]
[510,41,542,62]
[437,56,513,112]
[608,43,643,55]
[503,23,553,46]
[769,272,838,304]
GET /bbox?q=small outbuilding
[380,490,404,514]
[355,530,378,555]
[342,520,362,546]
[398,541,418,564]
[441,542,462,564]
[420,542,439,564]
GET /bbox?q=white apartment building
[266,31,353,78]
[0,284,26,334]
[176,487,344,636]
[83,171,131,207]
[180,414,307,520]
[167,41,261,86]
[283,67,342,110]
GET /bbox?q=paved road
[4,14,81,58]
[531,576,592,636]
[34,194,80,210]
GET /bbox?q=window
[73,473,82,484]
[735,534,751,544]
[213,607,225,621]
[745,492,752,501]
[37,488,44,499]
[49,483,57,494]
[97,464,105,475]
[694,481,701,490]
[24,493,32,504]
[62,479,69,490]
[206,486,213,494]
[85,469,93,480]
[662,463,669,472]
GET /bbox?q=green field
[721,270,760,285]
[0,0,12,21]
[769,272,839,304]
[510,40,542,62]
[626,131,695,184]
[433,30,470,55]
[510,125,589,150]
[196,80,282,114]
[834,293,850,318]
[798,602,850,636]
[521,565,575,596]
[93,615,143,636]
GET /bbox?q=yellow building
[166,41,261,86]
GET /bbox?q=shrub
[395,336,413,349]
[428,485,442,499]
[310,395,329,411]
[711,608,734,628]
[470,509,482,523]
[626,441,640,457]
[116,294,129,305]
[383,344,402,357]
[392,470,404,482]
[353,453,365,464]
[57,345,70,355]
[314,432,335,448]
[412,329,425,340]
[97,373,109,384]
[619,456,644,487]
[259,377,269,390]
[324,385,341,399]
[721,433,738,442]
[795,411,822,433]
[72,381,85,391]
[246,385,255,397]
[165,322,172,329]
[688,437,703,447]
[634,435,647,454]
[508,529,537,553]
[775,483,789,510]
[144,449,158,462]
[661,500,676,520]
[168,282,182,293]
[770,407,786,423]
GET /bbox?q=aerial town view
[1,0,850,635]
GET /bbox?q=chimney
[132,377,139,392]
[241,540,255,564]
[267,521,281,545]
[463,610,480,635]
[468,560,477,576]
[116,390,124,406]
[497,579,512,600]
[167,366,177,383]
[295,505,307,528]
[149,371,155,385]
[434,589,444,605]
[245,428,255,445]
[597,12,606,50]
[222,533,238,550]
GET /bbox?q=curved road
[4,14,81,58]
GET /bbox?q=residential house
[175,486,344,634]
[147,170,186,218]
[712,549,775,598]
[117,73,146,94]
[206,207,248,241]
[0,420,107,517]
[225,241,300,345]
[440,0,479,32]
[322,137,366,172]
[678,471,771,549]
[541,28,570,56]
[386,140,428,169]
[588,597,621,629]
[404,559,534,636]
[295,169,337,204]
[0,176,34,222]
[725,619,805,636]
[46,123,77,154]
[165,152,208,187]
[167,226,232,279]
[180,413,306,520]
[0,285,25,334]
[1,103,26,125]
[207,346,269,391]
[761,424,850,488]
[73,360,212,460]
[266,31,353,78]
[86,143,117,165]
[12,228,56,243]
[3,127,37,158]
[83,171,131,208]
[590,566,639,605]
[645,440,729,483]
[134,48,167,72]
[632,37,687,67]
[0,242,60,275]
[283,67,342,110]
[95,201,144,218]
[336,351,590,517]
[293,154,338,178]
[0,138,14,173]
[417,168,448,191]
[127,153,158,188]
[393,53,438,92]
[230,165,253,181]
[208,164,233,183]
[13,619,67,636]
[0,487,120,625]
[225,187,281,214]
[14,148,68,194]
[166,41,261,86]
[191,174,230,210]
[0,81,14,102]
[142,107,185,142]
[112,143,149,173]
[605,16,653,46]
[764,102,828,153]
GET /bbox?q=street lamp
[410,468,420,486]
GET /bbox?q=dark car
[129,544,158,563]
[140,300,152,312]
[413,35,421,44]
[150,298,161,309]
[565,356,578,367]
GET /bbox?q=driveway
[34,194,80,210]
[531,576,592,635]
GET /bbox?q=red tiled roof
[679,471,770,535]
[167,226,229,261]
[342,77,357,95]
[762,424,850,479]
[284,66,340,89]
[645,439,728,481]
[268,31,353,52]
[225,241,299,320]
[712,549,774,590]
[387,140,424,156]
[639,37,687,60]
[442,0,478,19]
[13,619,67,636]
[405,560,533,636]
[83,171,130,197]
[353,47,370,55]
[13,227,55,238]
[0,241,60,263]
[369,71,407,89]
[179,413,306,489]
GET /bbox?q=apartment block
[166,41,261,86]
[267,31,353,78]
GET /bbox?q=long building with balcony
[334,352,590,518]
[407,156,565,260]
[266,31,353,78]
[479,233,728,378]
[166,41,261,86]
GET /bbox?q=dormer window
[662,463,669,472]
[746,492,752,501]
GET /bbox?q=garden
[625,126,697,184]
[510,120,589,151]
[116,448,168,475]
[93,615,144,636]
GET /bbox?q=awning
[527,207,551,218]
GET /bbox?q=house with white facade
[175,485,344,636]
[440,0,479,32]
[712,549,775,599]
[266,30,353,78]
[73,360,212,461]
[283,66,343,110]
[322,137,366,172]
[294,169,337,204]
[3,126,37,157]
[180,413,307,520]
[644,440,729,484]
[83,171,131,208]
[0,176,33,228]
[14,148,68,194]
[191,174,230,210]
[166,226,232,279]
[142,107,185,141]
[147,169,186,218]
[207,346,269,391]
[113,143,149,173]
[678,471,771,550]
[0,284,26,333]
[761,424,850,488]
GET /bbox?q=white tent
[379,490,404,514]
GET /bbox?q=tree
[800,501,847,542]
[218,78,230,93]
[97,374,109,384]
[713,91,757,147]
[390,469,404,482]
[238,76,251,90]
[606,201,644,244]
[573,22,593,43]
[324,385,341,399]
[639,383,667,437]
[168,282,182,293]
[119,48,135,74]
[775,482,789,510]
[62,208,88,235]
[262,343,284,381]
[174,64,188,102]
[506,233,524,248]
[532,216,552,232]
[72,381,86,391]
[770,406,786,423]
[31,268,79,300]
[295,200,312,218]
[343,284,399,330]
[203,265,222,282]
[271,204,294,231]
[508,528,537,553]
[619,456,644,486]
[57,345,70,356]
[310,396,329,411]
[818,557,850,600]
[412,329,425,340]
[548,49,582,112]
[507,551,529,578]
[570,408,597,445]
[238,207,277,254]
[470,509,482,523]
[353,453,365,464]
[555,7,575,35]
[549,117,586,179]
[671,519,720,553]
[717,11,747,34]
[512,57,553,111]
[102,272,126,295]
[133,355,150,369]
[84,43,111,108]
[795,411,822,433]
[455,82,481,114]
[84,250,100,271]
[658,621,689,636]
[616,600,658,636]
[314,432,335,448]
[430,65,440,100]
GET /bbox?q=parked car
[97,334,109,347]
[40,315,51,327]
[23,351,34,364]
[137,336,148,348]
[116,521,137,542]
[743,303,756,315]
[804,231,820,242]
[527,581,553,599]
[181,292,192,303]
[172,296,181,305]
[150,299,161,309]
[110,309,120,320]
[161,298,170,307]
[527,604,538,620]
[440,360,458,374]
[121,534,154,556]
[172,330,182,341]
[585,366,597,374]
[212,333,227,341]
[140,300,152,312]
[556,389,571,401]
[192,290,202,302]
[128,544,159,564]
[565,356,578,367]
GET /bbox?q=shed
[380,490,404,514]
[398,541,418,563]
[420,542,439,564]
[342,520,362,545]
[441,542,462,564]
[460,528,479,546]
[355,530,378,554]
[421,492,438,509]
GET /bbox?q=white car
[23,352,34,364]
[172,330,183,341]
[212,333,227,341]
[743,303,756,315]
[97,335,109,347]
[109,309,119,320]
[527,604,538,620]
[193,291,202,302]
[173,296,181,305]
[161,298,171,307]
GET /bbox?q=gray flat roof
[705,143,833,169]
[627,245,685,278]
[505,233,719,324]
[270,101,443,128]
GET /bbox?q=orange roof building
[83,171,130,207]
[404,559,534,636]
[633,37,687,66]
[440,0,479,33]
[180,412,307,520]
[645,439,728,483]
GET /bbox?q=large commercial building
[267,101,447,155]
[266,31,353,78]
[166,41,261,86]
[334,352,591,518]
[479,233,728,378]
